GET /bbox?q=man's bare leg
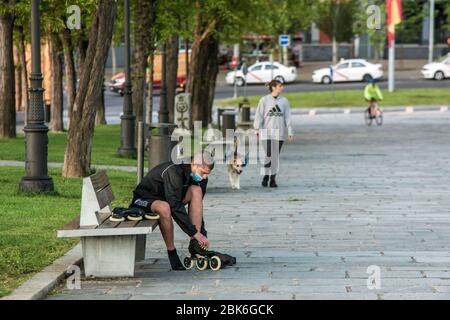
[151,200,174,250]
[151,200,185,270]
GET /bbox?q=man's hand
[193,232,209,247]
[288,135,295,142]
[255,129,260,137]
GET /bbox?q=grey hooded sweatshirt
[254,94,294,141]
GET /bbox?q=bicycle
[364,100,383,126]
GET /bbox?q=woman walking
[254,80,294,188]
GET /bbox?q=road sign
[279,35,290,47]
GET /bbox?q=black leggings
[262,140,284,176]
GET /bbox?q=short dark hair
[267,80,283,92]
[192,151,215,171]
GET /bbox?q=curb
[289,105,449,116]
[1,244,82,300]
[0,160,137,172]
[213,105,449,119]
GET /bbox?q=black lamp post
[19,0,54,193]
[118,0,137,157]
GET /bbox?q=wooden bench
[57,171,159,278]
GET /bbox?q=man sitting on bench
[129,151,214,271]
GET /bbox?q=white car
[226,62,297,86]
[312,59,383,84]
[421,54,450,81]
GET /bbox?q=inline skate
[183,239,222,271]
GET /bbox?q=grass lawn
[0,166,137,298]
[0,125,144,166]
[216,88,450,109]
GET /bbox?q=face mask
[191,172,203,183]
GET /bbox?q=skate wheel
[209,256,221,271]
[184,257,194,270]
[196,257,208,271]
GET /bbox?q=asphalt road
[214,78,450,100]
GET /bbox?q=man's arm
[162,168,198,237]
[197,179,208,237]
[376,85,384,101]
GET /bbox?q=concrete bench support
[82,235,137,278]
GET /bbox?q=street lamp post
[118,0,136,157]
[19,0,54,193]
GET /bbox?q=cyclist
[364,78,383,118]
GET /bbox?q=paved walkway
[49,111,450,300]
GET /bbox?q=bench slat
[96,185,115,210]
[90,171,109,191]
[117,220,140,228]
[96,211,111,225]
[98,218,121,229]
[58,226,154,238]
[136,219,159,231]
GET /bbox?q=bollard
[148,123,178,171]
[217,108,234,130]
[239,103,251,123]
[222,111,237,138]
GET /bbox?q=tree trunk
[145,50,154,125]
[63,0,117,177]
[18,27,29,118]
[189,27,219,128]
[111,44,117,76]
[205,38,219,124]
[0,8,16,138]
[49,33,64,132]
[76,30,88,76]
[332,37,338,65]
[61,28,77,129]
[132,0,154,126]
[14,45,22,112]
[95,78,107,125]
[166,35,179,124]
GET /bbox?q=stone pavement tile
[379,293,450,300]
[49,111,450,300]
[129,294,212,300]
[48,293,133,300]
[292,293,379,300]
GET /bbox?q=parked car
[109,72,186,96]
[225,61,297,86]
[421,53,450,81]
[312,59,383,84]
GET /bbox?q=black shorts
[130,197,160,213]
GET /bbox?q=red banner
[387,0,403,48]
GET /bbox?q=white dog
[227,154,245,190]
[226,137,248,190]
